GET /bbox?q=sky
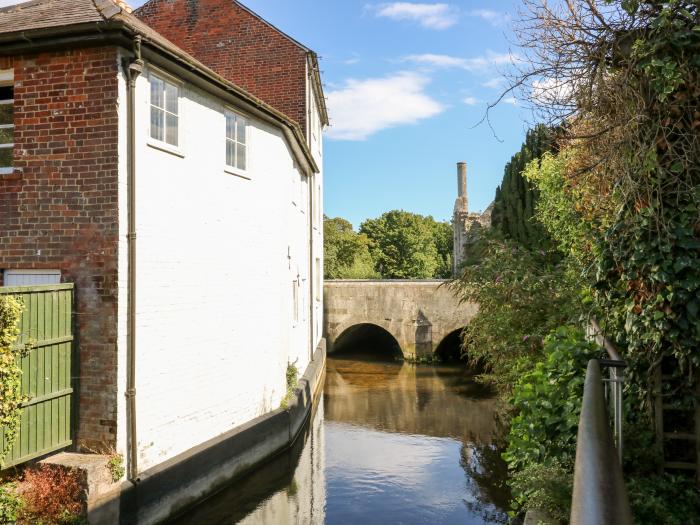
[0,0,532,228]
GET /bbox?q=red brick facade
[136,0,309,135]
[0,47,120,450]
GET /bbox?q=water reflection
[171,356,510,524]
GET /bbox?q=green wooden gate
[0,284,74,468]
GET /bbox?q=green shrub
[280,362,299,409]
[509,460,571,523]
[0,483,22,524]
[107,455,125,483]
[627,474,700,525]
[504,327,600,472]
[450,235,587,395]
[0,296,24,466]
[504,327,600,519]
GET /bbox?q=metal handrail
[588,317,626,464]
[589,318,624,362]
[571,359,633,525]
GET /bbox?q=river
[171,355,511,524]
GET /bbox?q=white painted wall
[115,61,322,472]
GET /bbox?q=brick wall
[136,0,308,135]
[0,48,120,450]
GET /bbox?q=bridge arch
[332,323,403,360]
[324,280,478,360]
[434,327,466,362]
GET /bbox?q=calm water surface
[172,356,511,524]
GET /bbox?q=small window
[150,74,179,147]
[225,110,247,172]
[0,83,14,174]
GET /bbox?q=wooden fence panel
[0,284,74,468]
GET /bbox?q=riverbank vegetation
[453,1,700,522]
[324,211,452,279]
[0,465,86,524]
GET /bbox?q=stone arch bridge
[323,280,478,359]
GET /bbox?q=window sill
[147,140,184,158]
[224,166,251,180]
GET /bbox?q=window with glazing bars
[225,110,247,171]
[0,85,13,174]
[150,74,179,147]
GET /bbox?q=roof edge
[0,16,318,174]
[307,52,329,127]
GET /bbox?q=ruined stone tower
[452,162,470,275]
[452,162,493,276]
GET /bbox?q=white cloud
[0,0,29,7]
[370,2,459,30]
[503,96,519,106]
[404,53,468,68]
[469,9,510,26]
[462,96,479,106]
[403,51,518,72]
[482,77,504,89]
[532,77,574,105]
[326,71,445,140]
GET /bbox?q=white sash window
[225,110,247,172]
[150,74,180,147]
[0,75,14,175]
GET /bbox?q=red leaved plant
[20,464,85,524]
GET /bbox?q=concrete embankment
[80,341,326,524]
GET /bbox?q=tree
[491,125,554,249]
[323,216,378,279]
[432,220,454,279]
[499,2,700,521]
[360,210,452,279]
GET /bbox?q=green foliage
[431,219,454,279]
[523,151,597,269]
[627,474,700,525]
[0,296,24,466]
[504,328,599,472]
[450,234,586,392]
[360,210,452,279]
[502,2,700,523]
[0,483,22,524]
[491,125,555,249]
[324,216,378,279]
[508,460,572,524]
[280,362,299,410]
[504,328,599,521]
[592,0,700,400]
[107,455,125,483]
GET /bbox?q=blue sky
[2,0,532,228]
[231,0,529,227]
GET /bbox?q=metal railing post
[571,360,633,525]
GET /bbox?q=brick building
[0,0,326,519]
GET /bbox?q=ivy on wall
[0,296,23,465]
